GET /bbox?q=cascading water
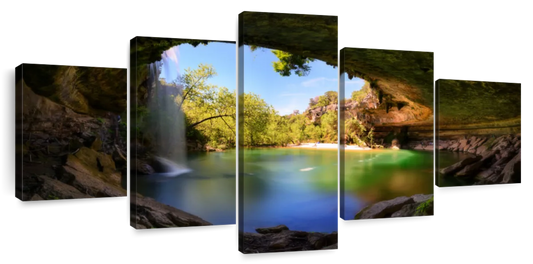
[147,46,191,177]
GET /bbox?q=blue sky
[344,75,366,100]
[244,46,337,115]
[157,43,365,115]
[160,42,235,91]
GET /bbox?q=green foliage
[367,128,374,148]
[351,81,372,103]
[314,91,338,108]
[181,65,236,149]
[415,197,434,216]
[345,117,369,146]
[47,194,60,200]
[271,50,315,77]
[249,45,315,77]
[320,111,338,142]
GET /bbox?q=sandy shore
[288,143,372,150]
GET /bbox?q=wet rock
[501,152,521,184]
[240,228,337,253]
[440,155,482,175]
[391,203,418,217]
[134,159,155,175]
[256,225,289,234]
[458,139,468,151]
[131,194,211,229]
[484,172,504,184]
[476,168,498,182]
[476,145,487,155]
[499,149,516,161]
[322,244,338,250]
[37,175,92,200]
[269,236,291,249]
[455,161,484,177]
[61,147,125,197]
[355,196,414,219]
[480,149,499,161]
[30,194,43,201]
[447,141,459,151]
[91,137,102,151]
[290,231,308,237]
[308,233,326,249]
[412,194,433,203]
[438,141,449,150]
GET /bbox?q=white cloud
[275,98,302,116]
[344,78,365,90]
[279,93,306,97]
[301,77,337,87]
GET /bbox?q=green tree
[351,81,372,103]
[316,95,330,107]
[325,91,338,105]
[248,46,316,77]
[243,93,272,146]
[179,64,236,148]
[320,111,337,142]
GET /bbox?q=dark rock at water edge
[438,134,521,185]
[355,194,434,219]
[240,226,337,253]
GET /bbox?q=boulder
[455,156,491,177]
[134,159,155,175]
[513,139,521,149]
[307,233,338,249]
[90,137,103,151]
[440,155,482,175]
[475,145,488,155]
[391,203,418,218]
[36,175,92,200]
[269,236,291,250]
[355,196,414,219]
[240,229,337,253]
[438,141,449,150]
[458,139,469,151]
[412,194,433,203]
[256,225,289,234]
[61,147,125,197]
[130,194,212,229]
[500,152,521,184]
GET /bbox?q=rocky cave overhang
[15,61,128,115]
[131,9,523,136]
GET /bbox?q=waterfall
[147,46,191,176]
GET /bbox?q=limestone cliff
[22,64,127,114]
